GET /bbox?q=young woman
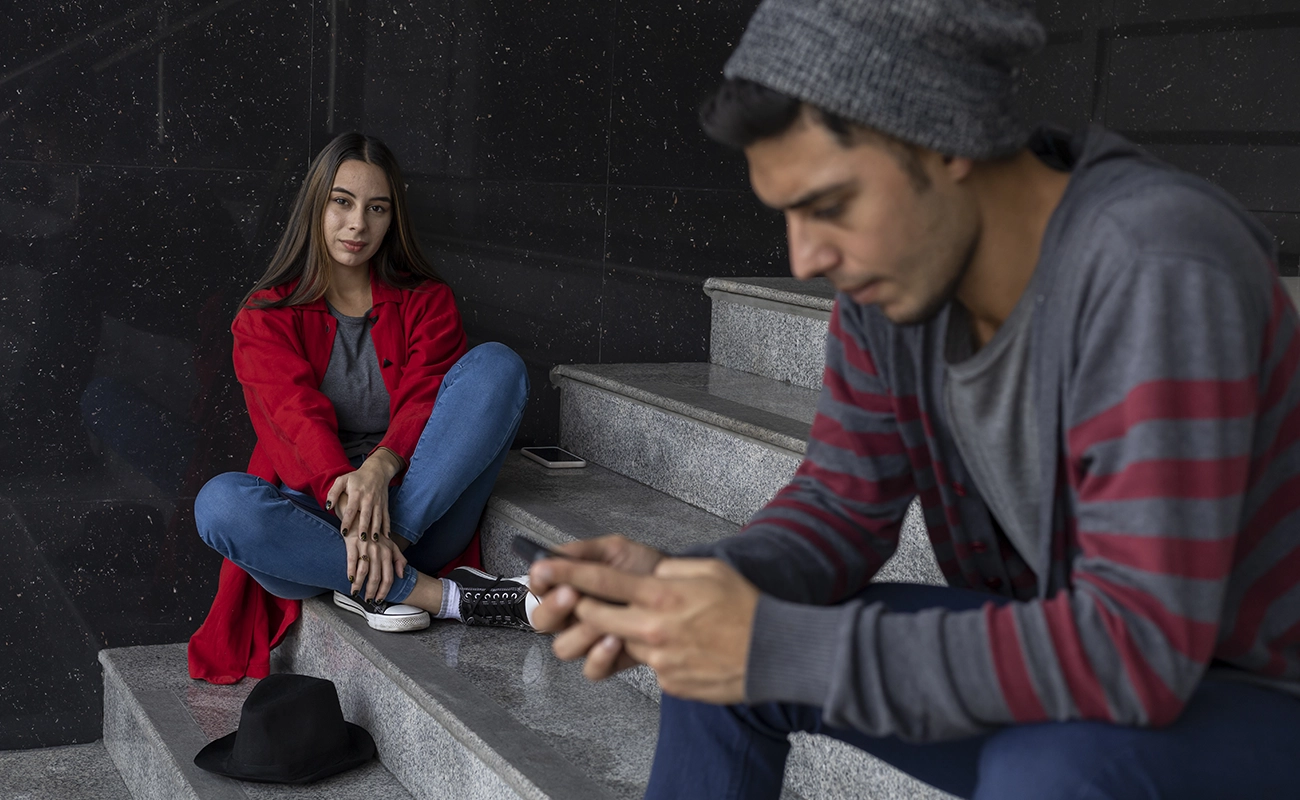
[194,132,534,641]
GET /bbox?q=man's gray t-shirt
[319,303,390,460]
[944,284,1042,574]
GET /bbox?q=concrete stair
[705,276,836,391]
[0,741,131,799]
[35,276,953,799]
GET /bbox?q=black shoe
[333,591,430,632]
[449,567,534,630]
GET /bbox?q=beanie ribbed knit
[724,0,1046,159]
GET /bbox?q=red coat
[188,273,475,683]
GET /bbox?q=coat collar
[282,269,405,313]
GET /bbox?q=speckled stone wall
[4,0,1299,749]
[0,0,785,751]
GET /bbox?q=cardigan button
[971,541,989,554]
[952,481,968,497]
[382,358,392,367]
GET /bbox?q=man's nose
[786,214,836,280]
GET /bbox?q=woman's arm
[232,306,353,507]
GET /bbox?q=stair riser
[709,295,829,390]
[103,678,196,800]
[787,733,952,800]
[101,664,239,800]
[558,380,800,526]
[275,607,538,800]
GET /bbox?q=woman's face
[321,159,393,272]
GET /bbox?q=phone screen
[526,447,581,463]
[512,535,571,563]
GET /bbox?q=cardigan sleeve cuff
[744,594,849,708]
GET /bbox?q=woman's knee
[465,342,528,398]
[194,472,262,548]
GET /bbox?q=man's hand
[535,554,760,704]
[530,535,666,680]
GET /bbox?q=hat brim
[194,722,376,784]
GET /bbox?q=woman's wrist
[367,447,404,481]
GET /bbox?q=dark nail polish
[341,528,348,536]
[325,500,333,510]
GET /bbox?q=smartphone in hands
[514,535,632,610]
[512,535,573,564]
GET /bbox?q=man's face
[745,112,979,325]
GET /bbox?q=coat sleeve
[232,306,352,506]
[728,252,1269,742]
[376,283,468,467]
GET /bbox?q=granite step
[1284,275,1300,312]
[0,741,131,799]
[475,451,952,799]
[549,363,942,586]
[99,644,412,800]
[483,451,942,607]
[705,276,835,391]
[275,596,661,800]
[551,361,816,526]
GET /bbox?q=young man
[531,0,1300,796]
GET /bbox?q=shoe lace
[466,577,527,623]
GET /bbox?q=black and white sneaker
[333,591,430,633]
[449,567,535,630]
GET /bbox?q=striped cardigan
[701,126,1300,741]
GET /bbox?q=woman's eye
[333,197,349,206]
[369,205,389,214]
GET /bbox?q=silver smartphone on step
[520,446,587,469]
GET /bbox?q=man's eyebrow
[777,181,854,211]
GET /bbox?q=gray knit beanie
[724,0,1046,159]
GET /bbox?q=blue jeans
[195,342,528,603]
[647,583,1300,800]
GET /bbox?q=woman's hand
[327,449,406,600]
[345,527,408,602]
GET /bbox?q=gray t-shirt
[944,288,1042,575]
[319,303,390,460]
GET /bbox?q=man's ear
[942,154,974,182]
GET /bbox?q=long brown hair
[242,132,444,310]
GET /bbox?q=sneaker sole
[332,592,431,633]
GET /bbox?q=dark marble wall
[2,0,1297,749]
[1021,0,1300,276]
[1,1,315,748]
[343,0,786,444]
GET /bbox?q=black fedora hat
[194,673,376,784]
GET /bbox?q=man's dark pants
[646,583,1300,799]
